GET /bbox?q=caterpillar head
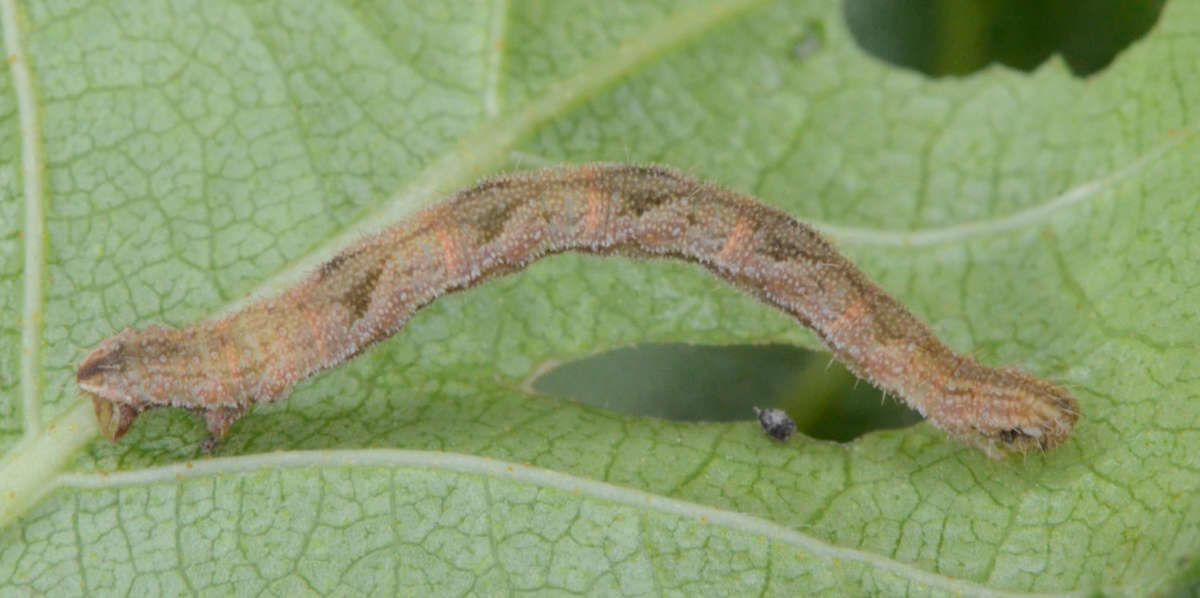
[76,327,177,442]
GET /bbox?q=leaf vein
[2,0,49,438]
[817,130,1196,247]
[58,449,1089,597]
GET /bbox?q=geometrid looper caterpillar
[77,164,1078,457]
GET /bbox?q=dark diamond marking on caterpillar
[340,265,384,322]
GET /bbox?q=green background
[1,0,1197,595]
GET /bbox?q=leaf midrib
[4,0,47,441]
[54,448,1088,598]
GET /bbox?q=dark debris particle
[754,407,797,441]
[200,435,221,455]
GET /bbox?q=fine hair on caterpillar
[77,163,1079,458]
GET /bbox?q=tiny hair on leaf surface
[2,1,1199,596]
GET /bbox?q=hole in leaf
[532,343,922,443]
[843,0,1166,77]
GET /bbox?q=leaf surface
[1,0,1198,595]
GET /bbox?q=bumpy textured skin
[77,164,1078,456]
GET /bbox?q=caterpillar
[77,163,1078,457]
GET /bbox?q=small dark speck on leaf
[754,407,797,441]
[791,21,824,62]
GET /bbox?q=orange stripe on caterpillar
[298,302,328,366]
[217,318,242,402]
[434,224,461,281]
[583,183,606,240]
[76,163,1078,458]
[829,298,868,336]
[717,214,755,266]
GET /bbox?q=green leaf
[2,0,1198,595]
